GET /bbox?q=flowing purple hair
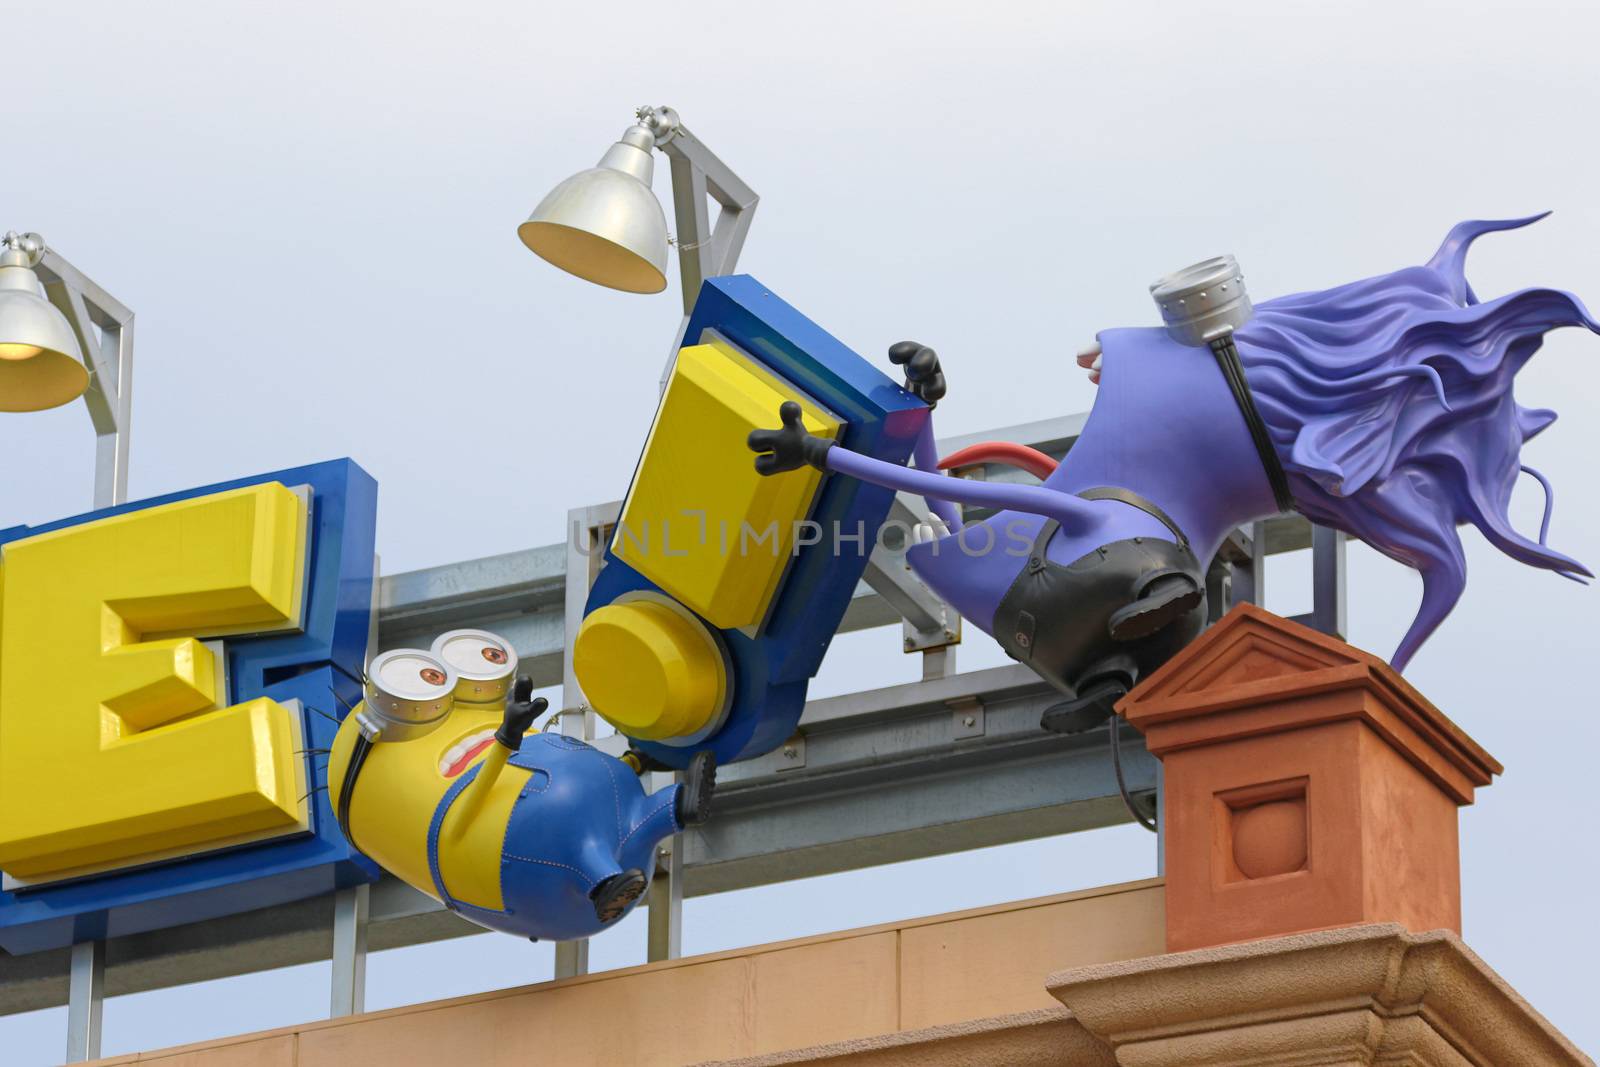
[1234,214,1598,670]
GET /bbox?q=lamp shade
[0,256,87,413]
[517,125,669,294]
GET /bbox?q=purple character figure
[751,215,1596,732]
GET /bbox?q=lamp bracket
[636,105,760,316]
[27,240,134,508]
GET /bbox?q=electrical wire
[1109,719,1158,833]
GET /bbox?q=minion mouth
[439,728,497,777]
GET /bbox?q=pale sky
[2,0,1597,1060]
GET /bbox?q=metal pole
[646,774,684,962]
[94,312,133,507]
[64,939,104,1063]
[1291,525,1348,639]
[555,504,612,979]
[329,884,369,1016]
[1229,522,1266,610]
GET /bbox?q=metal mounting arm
[639,106,760,316]
[29,239,134,508]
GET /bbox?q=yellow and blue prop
[573,276,929,766]
[0,459,378,955]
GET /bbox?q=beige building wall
[86,879,1165,1066]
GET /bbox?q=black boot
[675,750,717,828]
[1040,675,1130,735]
[1107,572,1203,643]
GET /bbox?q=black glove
[748,401,835,476]
[496,676,546,751]
[888,340,946,407]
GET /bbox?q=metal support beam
[861,492,961,673]
[64,940,103,1063]
[1291,525,1348,639]
[646,818,683,962]
[1209,524,1263,621]
[553,939,589,980]
[37,243,134,508]
[648,107,759,318]
[554,503,616,980]
[329,884,368,1017]
[680,663,1154,894]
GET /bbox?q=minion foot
[590,868,648,925]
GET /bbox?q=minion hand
[748,401,835,476]
[496,676,547,751]
[888,341,946,407]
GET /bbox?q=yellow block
[615,337,842,631]
[0,483,312,882]
[573,597,725,741]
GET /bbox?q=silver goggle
[1150,255,1252,348]
[430,628,519,705]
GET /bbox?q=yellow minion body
[328,698,526,911]
[333,632,696,943]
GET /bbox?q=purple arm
[825,445,1101,536]
[910,420,964,533]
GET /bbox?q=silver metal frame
[329,884,369,1016]
[64,941,103,1063]
[30,240,135,509]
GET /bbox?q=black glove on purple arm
[888,340,946,407]
[748,401,836,476]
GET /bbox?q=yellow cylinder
[572,599,725,741]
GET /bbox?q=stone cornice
[1046,924,1593,1066]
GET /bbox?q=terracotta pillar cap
[1118,603,1501,804]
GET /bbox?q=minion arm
[449,680,545,838]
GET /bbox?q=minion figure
[328,629,714,941]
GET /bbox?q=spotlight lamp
[0,232,86,412]
[518,106,760,315]
[0,231,133,507]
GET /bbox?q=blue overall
[426,732,682,942]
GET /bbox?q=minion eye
[373,652,453,700]
[435,633,511,674]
